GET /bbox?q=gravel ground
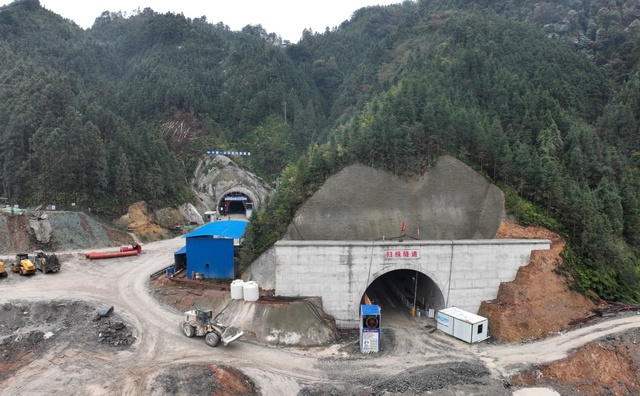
[148,363,257,396]
[302,328,511,396]
[0,300,136,383]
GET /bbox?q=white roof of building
[439,307,487,324]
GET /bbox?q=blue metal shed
[173,246,187,272]
[181,220,248,280]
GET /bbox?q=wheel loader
[33,250,61,273]
[10,253,36,275]
[0,260,7,278]
[180,309,243,347]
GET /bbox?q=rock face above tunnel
[191,155,273,216]
[285,155,504,240]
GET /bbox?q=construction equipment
[10,253,36,275]
[0,260,7,277]
[180,309,243,347]
[33,250,61,273]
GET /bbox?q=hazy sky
[5,0,402,43]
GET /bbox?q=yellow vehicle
[10,253,36,275]
[0,260,7,277]
[180,309,244,347]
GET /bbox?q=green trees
[1,0,640,302]
[28,115,108,206]
[245,115,296,181]
[0,1,322,214]
[114,151,132,199]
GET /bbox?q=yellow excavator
[11,253,36,275]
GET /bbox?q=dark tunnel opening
[218,193,253,218]
[362,269,445,326]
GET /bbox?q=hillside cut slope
[480,222,596,342]
[0,212,132,253]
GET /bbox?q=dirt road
[1,237,639,395]
[475,315,640,378]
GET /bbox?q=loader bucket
[220,326,244,346]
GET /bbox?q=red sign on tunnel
[385,250,420,259]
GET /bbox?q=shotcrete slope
[285,155,504,241]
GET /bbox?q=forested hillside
[1,0,640,302]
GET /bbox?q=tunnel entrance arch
[361,269,445,324]
[273,239,551,328]
[217,188,256,218]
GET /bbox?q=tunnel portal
[217,192,254,218]
[363,269,445,323]
[273,239,551,328]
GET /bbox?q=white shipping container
[436,307,489,343]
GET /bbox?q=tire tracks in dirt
[475,315,640,378]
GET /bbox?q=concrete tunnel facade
[274,239,551,328]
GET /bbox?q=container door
[471,320,488,343]
[453,319,472,343]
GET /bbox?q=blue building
[179,220,248,280]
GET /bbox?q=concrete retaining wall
[274,239,551,328]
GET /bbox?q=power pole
[413,270,418,316]
[283,101,287,124]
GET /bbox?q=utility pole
[412,270,418,316]
[283,101,287,123]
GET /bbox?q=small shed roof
[439,307,487,324]
[183,220,248,239]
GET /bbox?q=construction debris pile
[0,300,137,382]
[149,363,257,395]
[94,305,136,347]
[96,320,135,347]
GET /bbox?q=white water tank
[243,281,259,302]
[230,279,244,300]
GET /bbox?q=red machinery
[86,243,142,259]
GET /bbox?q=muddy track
[0,237,639,395]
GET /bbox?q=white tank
[243,281,259,302]
[230,279,244,300]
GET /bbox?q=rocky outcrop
[285,155,504,241]
[29,217,52,244]
[178,203,203,225]
[154,207,192,228]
